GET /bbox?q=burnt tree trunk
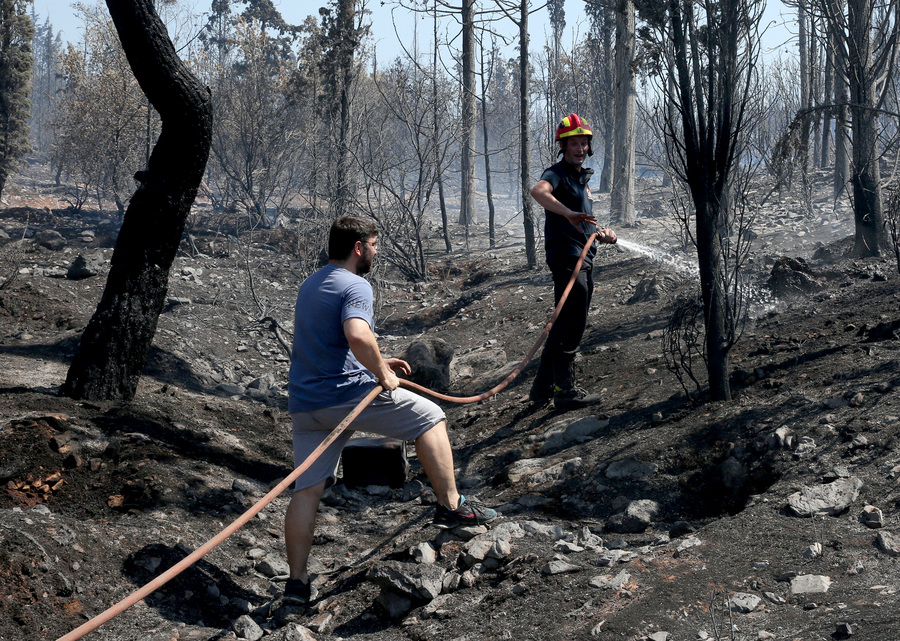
[62,0,213,401]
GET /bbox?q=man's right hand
[378,368,401,391]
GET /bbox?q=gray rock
[255,558,289,577]
[675,536,702,554]
[374,590,413,618]
[367,561,446,602]
[540,415,611,453]
[487,538,512,560]
[728,592,761,613]
[217,383,246,396]
[232,614,264,641]
[403,338,454,391]
[786,477,863,517]
[605,456,659,480]
[606,499,660,533]
[859,505,884,529]
[594,549,627,566]
[410,542,437,564]
[647,633,669,641]
[794,436,817,457]
[35,229,66,251]
[789,574,832,595]
[266,624,318,641]
[463,540,493,566]
[541,559,582,575]
[67,254,104,279]
[876,530,900,556]
[554,541,584,554]
[589,569,631,590]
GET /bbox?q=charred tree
[658,0,762,401]
[62,0,213,401]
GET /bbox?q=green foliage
[51,4,151,213]
[0,0,34,198]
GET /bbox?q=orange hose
[55,386,383,641]
[56,231,600,640]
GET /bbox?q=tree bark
[846,0,887,256]
[62,0,213,401]
[458,0,476,227]
[519,0,537,268]
[610,0,636,225]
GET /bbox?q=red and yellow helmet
[555,113,592,141]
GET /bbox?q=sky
[31,0,798,63]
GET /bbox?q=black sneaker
[282,578,311,606]
[553,386,603,411]
[432,495,499,529]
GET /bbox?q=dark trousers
[544,256,594,360]
[531,257,594,396]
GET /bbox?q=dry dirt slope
[2,173,900,640]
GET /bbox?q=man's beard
[357,254,373,275]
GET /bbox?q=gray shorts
[290,387,446,491]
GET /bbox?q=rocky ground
[2,163,900,641]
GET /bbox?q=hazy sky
[31,0,797,64]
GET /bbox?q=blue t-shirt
[288,265,377,413]
[540,160,597,268]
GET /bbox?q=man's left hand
[385,358,412,376]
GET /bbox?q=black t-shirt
[539,160,597,268]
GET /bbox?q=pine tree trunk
[62,0,213,401]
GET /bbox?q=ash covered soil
[2,164,900,641]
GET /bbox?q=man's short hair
[328,216,378,260]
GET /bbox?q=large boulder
[767,256,825,298]
[402,338,454,391]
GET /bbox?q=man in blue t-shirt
[529,113,618,410]
[281,216,496,607]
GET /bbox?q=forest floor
[3,162,900,641]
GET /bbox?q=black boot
[552,353,602,410]
[528,355,555,404]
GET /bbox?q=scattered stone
[67,254,104,279]
[554,541,584,554]
[255,558,289,578]
[606,500,660,533]
[646,632,669,641]
[786,477,863,517]
[595,549,627,567]
[675,536,702,555]
[410,542,436,564]
[267,624,318,641]
[859,505,884,529]
[669,521,694,537]
[794,436,816,457]
[374,590,413,619]
[789,574,832,595]
[366,561,446,602]
[605,456,659,480]
[834,622,854,639]
[803,542,823,559]
[763,592,785,605]
[503,457,583,485]
[541,559,582,576]
[232,614,264,641]
[728,592,761,613]
[35,229,66,251]
[589,569,631,590]
[541,415,610,453]
[876,530,900,556]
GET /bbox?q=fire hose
[56,231,601,641]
